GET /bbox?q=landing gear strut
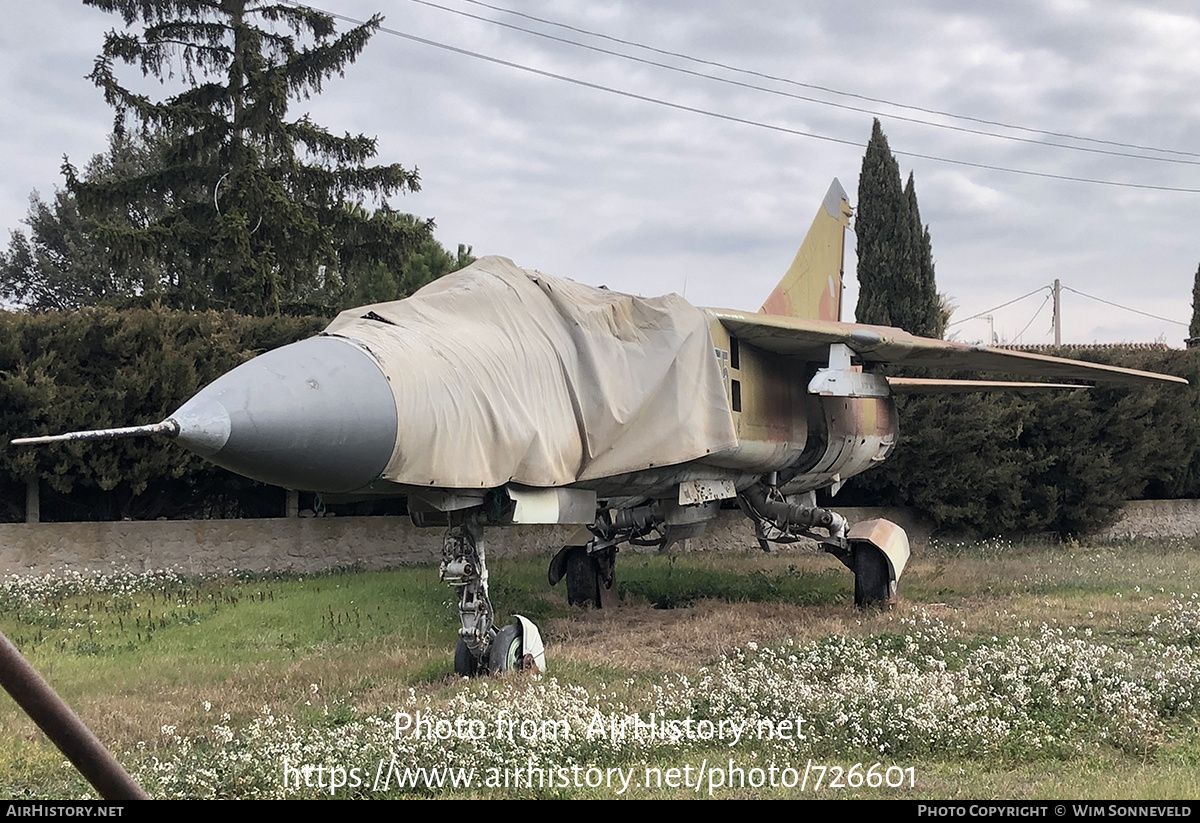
[440,519,494,675]
[441,517,546,675]
[738,482,909,608]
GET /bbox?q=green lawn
[2,539,1199,799]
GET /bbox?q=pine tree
[1,134,190,310]
[854,120,944,338]
[70,1,429,315]
[337,211,475,309]
[0,189,108,311]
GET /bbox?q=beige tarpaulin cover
[323,256,738,489]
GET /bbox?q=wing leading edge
[709,309,1187,388]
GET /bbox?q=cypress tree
[69,1,430,315]
[855,120,944,337]
[1189,262,1200,341]
[855,119,910,328]
[904,172,945,338]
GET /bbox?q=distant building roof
[996,342,1174,353]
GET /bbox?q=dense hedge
[0,307,325,521]
[838,347,1200,536]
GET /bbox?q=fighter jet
[14,179,1186,677]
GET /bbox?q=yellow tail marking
[760,178,852,321]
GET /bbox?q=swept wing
[710,308,1187,388]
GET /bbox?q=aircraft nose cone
[168,336,398,492]
[172,394,232,458]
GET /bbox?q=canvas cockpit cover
[322,256,738,489]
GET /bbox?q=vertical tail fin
[759,178,852,321]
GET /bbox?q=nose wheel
[454,637,486,677]
[443,519,546,675]
[488,624,523,673]
[487,617,546,674]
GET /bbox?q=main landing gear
[547,543,616,608]
[548,505,662,608]
[543,483,910,613]
[739,482,909,607]
[440,518,546,676]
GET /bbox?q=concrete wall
[0,500,1189,577]
[0,506,928,577]
[0,517,579,576]
[1094,499,1200,540]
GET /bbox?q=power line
[1013,295,1052,343]
[949,286,1051,326]
[289,3,1200,194]
[954,283,1187,333]
[408,0,1200,168]
[1060,285,1187,327]
[458,0,1200,161]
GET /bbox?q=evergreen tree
[854,120,944,338]
[337,211,475,309]
[1,134,192,310]
[70,0,429,315]
[1,137,468,313]
[904,172,945,338]
[1190,261,1200,340]
[855,120,909,328]
[0,190,106,311]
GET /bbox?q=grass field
[3,536,1200,799]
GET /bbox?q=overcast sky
[3,0,1200,345]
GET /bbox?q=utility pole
[1053,279,1062,345]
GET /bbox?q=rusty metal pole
[0,629,149,800]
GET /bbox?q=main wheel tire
[853,545,893,608]
[454,638,483,677]
[488,624,523,673]
[564,546,609,608]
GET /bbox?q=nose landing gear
[442,518,546,676]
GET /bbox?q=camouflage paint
[759,179,852,322]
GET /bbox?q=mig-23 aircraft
[14,179,1186,677]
